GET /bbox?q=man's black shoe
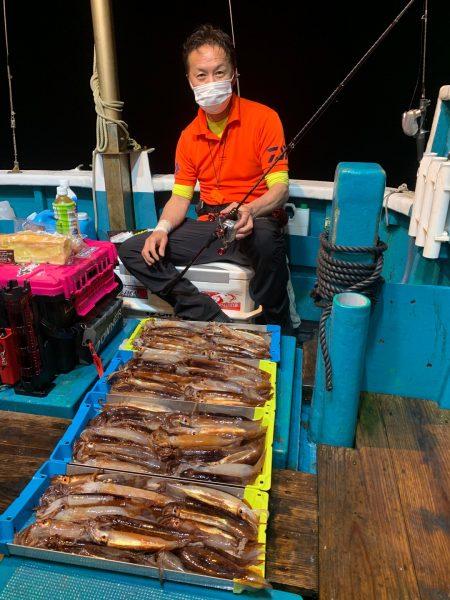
[211,310,233,323]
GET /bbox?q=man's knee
[118,234,145,265]
[251,220,285,260]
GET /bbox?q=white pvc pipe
[415,157,447,247]
[423,162,450,258]
[409,152,437,237]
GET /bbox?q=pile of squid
[72,403,267,485]
[108,353,273,408]
[132,319,271,360]
[14,472,270,589]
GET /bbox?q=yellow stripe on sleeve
[265,171,289,188]
[172,183,195,200]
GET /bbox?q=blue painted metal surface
[93,190,111,240]
[331,162,385,250]
[310,293,371,446]
[133,190,158,229]
[363,283,450,407]
[298,404,317,474]
[273,335,296,469]
[309,163,385,446]
[287,348,303,470]
[430,99,450,157]
[0,185,97,224]
[0,319,138,418]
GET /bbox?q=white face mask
[191,79,233,114]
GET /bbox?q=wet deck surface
[318,394,450,600]
[0,392,449,599]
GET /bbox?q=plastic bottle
[77,211,96,239]
[297,203,310,236]
[285,202,310,236]
[58,179,78,206]
[52,185,78,236]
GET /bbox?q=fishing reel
[208,210,239,255]
[402,97,430,162]
[402,98,430,137]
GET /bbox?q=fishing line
[227,0,240,97]
[163,0,416,296]
[2,0,20,172]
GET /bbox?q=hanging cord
[2,0,20,172]
[311,232,387,391]
[384,182,409,227]
[90,48,141,153]
[227,0,240,97]
[408,0,428,109]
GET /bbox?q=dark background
[1,1,449,188]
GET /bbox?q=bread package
[0,231,72,265]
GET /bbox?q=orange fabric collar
[194,94,240,139]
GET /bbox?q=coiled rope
[311,231,387,391]
[90,49,141,153]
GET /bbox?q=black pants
[118,217,290,325]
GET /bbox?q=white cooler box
[115,261,260,320]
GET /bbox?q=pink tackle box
[0,240,118,322]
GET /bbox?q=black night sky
[1,1,449,189]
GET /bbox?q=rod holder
[309,292,371,447]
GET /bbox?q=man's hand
[142,231,168,265]
[222,203,254,240]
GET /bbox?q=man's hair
[182,24,236,72]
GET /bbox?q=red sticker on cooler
[202,291,241,310]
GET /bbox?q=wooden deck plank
[318,444,420,600]
[266,469,319,594]
[378,396,450,600]
[0,410,70,514]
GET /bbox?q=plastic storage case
[0,460,268,594]
[91,349,277,414]
[0,240,118,325]
[123,317,281,362]
[39,296,124,373]
[51,386,275,491]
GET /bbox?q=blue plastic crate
[272,336,297,469]
[0,461,280,596]
[124,319,281,363]
[287,348,303,470]
[0,556,303,599]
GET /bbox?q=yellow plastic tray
[122,317,273,358]
[233,486,269,592]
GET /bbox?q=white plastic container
[285,202,310,236]
[115,261,256,320]
[0,201,16,220]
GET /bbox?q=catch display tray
[0,240,118,318]
[0,460,268,594]
[122,318,281,363]
[91,349,277,415]
[52,387,275,491]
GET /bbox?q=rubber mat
[0,557,302,600]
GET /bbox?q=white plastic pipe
[423,162,450,258]
[409,152,437,237]
[415,157,447,247]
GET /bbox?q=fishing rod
[401,0,430,162]
[162,0,417,297]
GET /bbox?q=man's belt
[195,200,289,228]
[195,200,231,218]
